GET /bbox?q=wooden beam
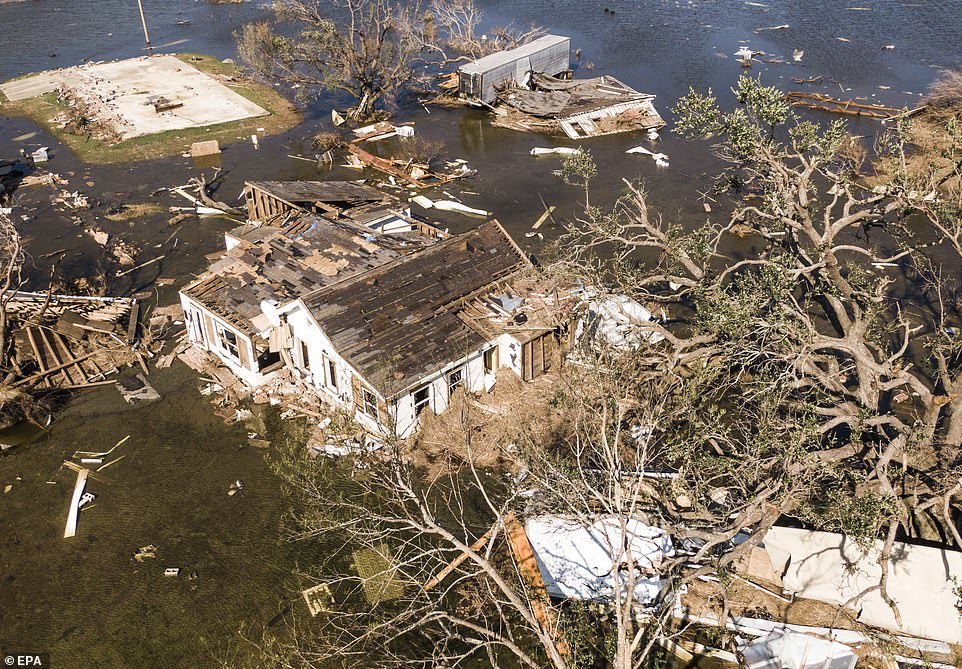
[64,466,89,538]
[424,520,500,592]
[503,512,570,660]
[14,350,100,386]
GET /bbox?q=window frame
[447,367,464,395]
[413,385,431,416]
[215,321,240,360]
[483,346,498,374]
[362,388,379,419]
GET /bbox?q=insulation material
[764,526,962,644]
[742,630,857,669]
[525,515,674,604]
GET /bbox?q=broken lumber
[504,512,570,660]
[64,466,89,538]
[424,520,500,592]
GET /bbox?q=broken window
[215,322,239,360]
[448,368,464,395]
[413,385,431,415]
[362,388,378,419]
[325,356,338,391]
[298,339,311,371]
[483,346,498,374]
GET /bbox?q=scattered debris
[530,147,582,156]
[302,583,334,616]
[495,73,665,139]
[735,46,756,66]
[626,145,669,167]
[430,199,489,217]
[63,465,89,539]
[116,373,160,404]
[30,147,49,163]
[345,145,473,189]
[189,140,221,158]
[786,91,922,118]
[227,479,243,496]
[133,545,157,562]
[78,491,96,509]
[5,292,143,392]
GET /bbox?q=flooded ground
[2,0,962,666]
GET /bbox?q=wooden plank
[126,301,140,344]
[14,350,100,387]
[52,331,90,385]
[424,520,500,591]
[64,467,89,538]
[503,512,570,660]
[37,327,76,385]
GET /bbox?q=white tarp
[742,630,857,669]
[764,526,962,645]
[525,515,674,604]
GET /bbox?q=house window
[298,340,311,371]
[215,322,239,360]
[447,368,464,395]
[483,346,498,374]
[325,356,338,391]
[413,385,431,415]
[362,388,378,418]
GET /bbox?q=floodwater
[1,0,961,666]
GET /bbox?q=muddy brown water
[2,0,962,666]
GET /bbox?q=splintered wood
[5,291,140,390]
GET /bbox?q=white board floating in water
[64,468,89,538]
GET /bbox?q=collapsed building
[179,181,561,439]
[457,35,665,139]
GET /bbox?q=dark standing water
[1,1,962,667]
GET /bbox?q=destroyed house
[458,35,571,104]
[243,180,446,238]
[497,74,665,139]
[181,215,559,438]
[180,211,435,387]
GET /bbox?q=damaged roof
[182,213,433,334]
[246,180,388,206]
[501,74,658,119]
[303,220,531,397]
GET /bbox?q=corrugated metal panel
[458,35,571,103]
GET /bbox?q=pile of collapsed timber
[5,291,142,390]
[344,145,474,190]
[786,91,925,119]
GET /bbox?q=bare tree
[238,0,424,121]
[237,0,544,120]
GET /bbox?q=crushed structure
[456,36,663,139]
[494,73,665,139]
[180,181,561,439]
[4,291,141,390]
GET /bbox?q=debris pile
[492,73,665,139]
[4,291,143,391]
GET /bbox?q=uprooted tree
[236,0,542,121]
[559,74,962,613]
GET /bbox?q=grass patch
[0,53,302,164]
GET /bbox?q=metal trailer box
[458,35,571,104]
